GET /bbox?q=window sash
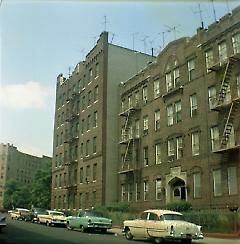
[155,179,162,200]
[168,139,175,156]
[192,132,200,156]
[232,33,240,54]
[166,72,173,91]
[154,110,160,130]
[154,80,160,98]
[173,68,180,84]
[210,127,220,151]
[143,117,148,131]
[190,94,198,117]
[143,147,149,166]
[167,105,174,126]
[175,101,182,123]
[144,181,149,201]
[228,167,238,195]
[143,87,148,102]
[176,137,183,160]
[155,143,161,164]
[213,170,222,196]
[205,50,214,70]
[208,86,217,109]
[218,42,227,63]
[193,173,201,198]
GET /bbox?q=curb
[205,232,240,239]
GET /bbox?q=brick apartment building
[118,7,240,210]
[51,32,154,210]
[0,143,51,209]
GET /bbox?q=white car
[123,209,203,244]
[9,208,30,220]
[38,210,66,226]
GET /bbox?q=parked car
[38,210,66,226]
[66,210,112,232]
[0,214,6,231]
[9,208,30,220]
[24,208,47,222]
[123,209,203,244]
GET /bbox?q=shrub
[164,201,192,212]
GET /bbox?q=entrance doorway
[169,177,186,202]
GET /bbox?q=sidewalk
[109,227,240,240]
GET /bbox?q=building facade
[0,143,51,209]
[118,7,240,210]
[51,32,154,210]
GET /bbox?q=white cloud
[0,81,52,109]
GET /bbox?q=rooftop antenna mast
[141,35,149,53]
[109,32,117,44]
[80,48,85,61]
[226,0,230,13]
[158,31,167,50]
[210,0,217,22]
[193,3,205,29]
[149,39,155,56]
[132,32,139,51]
[165,25,180,40]
[102,15,108,32]
[68,66,72,78]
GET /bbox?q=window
[142,86,148,104]
[80,143,84,158]
[127,184,133,202]
[155,179,162,200]
[143,181,149,201]
[193,173,201,198]
[135,183,140,201]
[167,105,173,126]
[208,86,217,109]
[80,168,83,183]
[94,86,98,102]
[86,165,90,180]
[223,84,231,104]
[175,101,182,123]
[205,49,214,71]
[143,147,148,166]
[93,111,98,127]
[190,94,198,117]
[227,124,235,148]
[135,91,139,105]
[93,137,97,153]
[191,132,200,156]
[93,163,97,181]
[237,75,240,97]
[121,184,126,201]
[128,95,133,109]
[143,116,148,135]
[167,138,175,158]
[86,140,90,156]
[154,110,160,130]
[87,91,92,106]
[135,120,140,138]
[166,72,173,91]
[95,63,99,78]
[173,67,180,85]
[210,126,220,152]
[82,96,86,111]
[87,115,91,131]
[228,167,237,195]
[89,68,93,83]
[188,59,195,81]
[154,80,160,98]
[213,169,222,196]
[232,33,240,54]
[155,143,161,164]
[218,42,227,64]
[176,136,183,160]
[81,119,85,134]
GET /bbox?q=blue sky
[0,0,239,157]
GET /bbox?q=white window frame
[193,173,201,198]
[205,49,214,71]
[155,179,162,200]
[154,110,160,130]
[228,167,238,195]
[213,169,222,197]
[218,41,227,64]
[210,126,220,152]
[154,80,160,98]
[167,138,175,157]
[232,33,240,54]
[191,132,200,156]
[144,181,149,201]
[155,143,161,164]
[166,72,173,92]
[173,67,180,85]
[190,94,198,117]
[175,101,182,123]
[143,116,148,134]
[188,59,195,81]
[208,86,217,109]
[143,147,149,166]
[142,86,148,104]
[167,105,174,126]
[176,136,183,160]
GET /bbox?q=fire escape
[210,53,240,153]
[119,99,141,186]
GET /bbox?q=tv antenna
[132,32,139,51]
[92,35,98,45]
[141,35,149,53]
[158,31,168,49]
[109,32,117,44]
[210,0,217,22]
[192,3,205,29]
[165,25,180,40]
[68,66,73,78]
[102,15,108,32]
[225,0,230,13]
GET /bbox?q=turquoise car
[66,210,112,233]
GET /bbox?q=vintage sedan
[123,209,203,244]
[66,210,112,232]
[0,214,6,231]
[38,210,66,226]
[9,208,30,220]
[24,207,47,222]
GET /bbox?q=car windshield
[51,212,64,216]
[162,214,184,221]
[85,211,104,217]
[34,208,46,214]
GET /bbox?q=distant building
[51,32,154,210]
[0,143,51,209]
[118,7,240,210]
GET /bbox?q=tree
[31,167,52,209]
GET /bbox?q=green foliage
[31,167,52,209]
[164,201,192,212]
[4,166,52,210]
[96,202,130,213]
[3,180,31,209]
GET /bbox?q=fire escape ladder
[123,139,132,164]
[217,59,233,105]
[220,102,235,147]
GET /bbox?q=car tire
[67,222,73,231]
[100,229,107,234]
[80,225,86,232]
[154,237,164,244]
[46,221,50,227]
[125,228,133,240]
[181,239,192,244]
